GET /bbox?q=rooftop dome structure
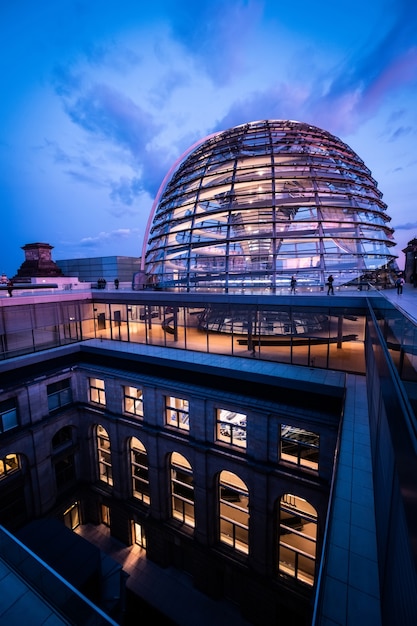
[142,120,397,292]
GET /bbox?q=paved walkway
[382,282,417,323]
[75,524,252,626]
[313,375,381,625]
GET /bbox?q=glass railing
[0,525,118,625]
[369,297,417,421]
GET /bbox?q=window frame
[47,378,73,413]
[124,385,144,418]
[96,425,113,486]
[0,453,20,480]
[218,470,249,554]
[131,438,150,504]
[89,377,106,406]
[165,396,190,431]
[280,424,319,470]
[216,408,247,448]
[0,398,18,433]
[278,493,317,587]
[170,452,195,528]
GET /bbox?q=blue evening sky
[1,0,416,276]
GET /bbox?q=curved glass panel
[143,120,398,292]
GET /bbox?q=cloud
[52,64,84,97]
[149,69,191,108]
[394,221,417,230]
[169,0,263,86]
[214,83,310,133]
[388,126,414,141]
[80,228,140,247]
[65,169,106,187]
[308,2,417,133]
[66,83,161,157]
[110,176,142,205]
[53,72,172,197]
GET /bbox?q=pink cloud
[361,47,417,113]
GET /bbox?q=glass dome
[142,120,397,292]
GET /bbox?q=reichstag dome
[142,120,397,292]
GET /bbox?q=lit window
[280,425,319,470]
[133,521,147,548]
[165,396,189,431]
[0,398,18,433]
[278,494,317,586]
[0,454,20,480]
[47,379,72,412]
[96,424,113,485]
[124,386,144,418]
[89,378,106,406]
[63,502,80,530]
[219,470,249,554]
[131,437,150,504]
[170,452,194,528]
[101,504,111,526]
[216,409,247,448]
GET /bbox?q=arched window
[170,452,194,528]
[131,437,150,504]
[52,426,73,449]
[278,493,317,586]
[0,453,20,480]
[96,424,113,486]
[218,470,249,554]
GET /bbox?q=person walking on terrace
[290,275,297,294]
[396,275,404,295]
[327,274,334,295]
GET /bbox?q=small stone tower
[13,243,64,281]
[403,238,417,283]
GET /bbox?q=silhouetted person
[396,276,404,294]
[290,275,297,294]
[327,274,334,295]
[114,278,119,289]
[7,280,13,297]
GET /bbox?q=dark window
[52,426,73,449]
[55,455,76,489]
[0,398,18,433]
[47,379,72,412]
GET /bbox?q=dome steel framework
[142,120,397,292]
